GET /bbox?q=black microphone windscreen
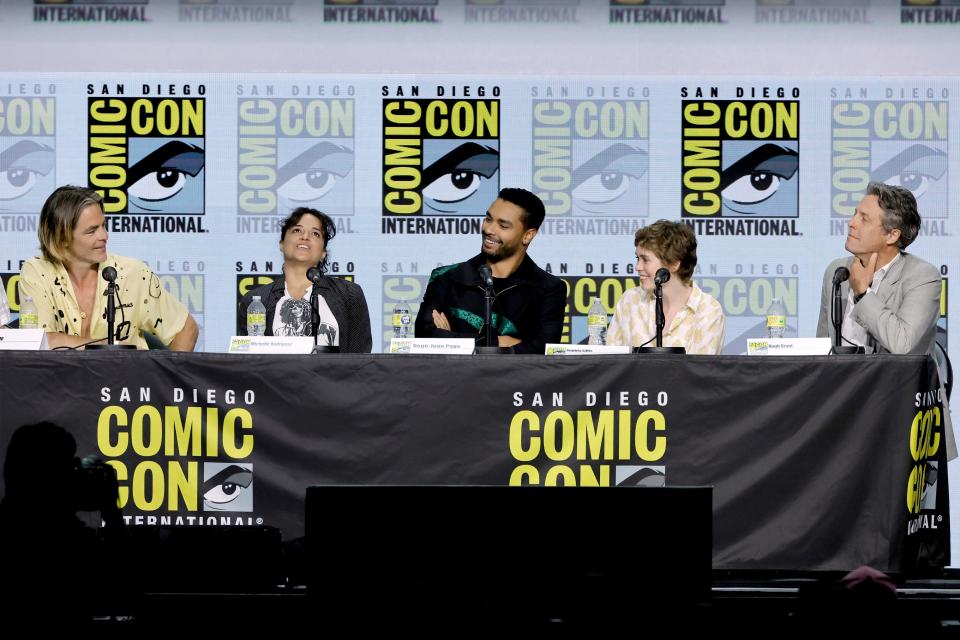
[102,266,117,283]
[306,267,322,284]
[654,268,671,285]
[832,266,850,285]
[478,265,494,287]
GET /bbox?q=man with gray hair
[816,182,940,355]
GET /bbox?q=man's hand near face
[849,252,879,297]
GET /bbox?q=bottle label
[248,312,265,326]
[19,312,38,329]
[392,312,404,327]
[587,314,607,326]
[766,315,786,328]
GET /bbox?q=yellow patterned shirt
[606,283,725,355]
[19,254,189,350]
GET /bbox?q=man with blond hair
[19,185,198,350]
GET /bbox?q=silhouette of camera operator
[0,422,128,628]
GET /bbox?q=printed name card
[747,338,832,356]
[390,338,476,354]
[0,329,48,351]
[544,344,631,355]
[228,336,315,354]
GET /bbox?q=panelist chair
[144,331,168,350]
[933,341,953,400]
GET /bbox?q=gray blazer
[816,253,941,355]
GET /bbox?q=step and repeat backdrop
[0,0,956,354]
[0,73,951,355]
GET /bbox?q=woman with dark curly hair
[238,207,371,352]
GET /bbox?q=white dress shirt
[840,253,901,347]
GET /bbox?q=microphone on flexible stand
[479,265,494,288]
[475,264,511,354]
[103,266,118,345]
[830,265,864,354]
[479,265,494,346]
[87,266,135,350]
[306,267,338,354]
[636,267,685,355]
[653,268,669,346]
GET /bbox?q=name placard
[545,344,631,355]
[390,338,475,354]
[0,329,48,351]
[747,338,832,356]
[228,336,315,354]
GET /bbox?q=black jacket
[414,253,565,354]
[238,275,372,353]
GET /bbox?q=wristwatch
[853,291,866,304]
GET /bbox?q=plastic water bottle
[766,297,787,339]
[587,297,608,345]
[247,296,266,337]
[19,295,38,330]
[393,299,412,338]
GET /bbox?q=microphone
[832,266,850,286]
[478,265,494,289]
[305,267,322,346]
[650,268,672,348]
[102,266,119,345]
[86,264,134,349]
[654,268,671,286]
[478,265,496,348]
[829,264,863,353]
[635,265,685,355]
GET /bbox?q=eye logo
[87,96,205,225]
[382,97,499,225]
[720,142,798,215]
[831,99,947,228]
[920,460,938,510]
[571,142,648,215]
[616,466,665,487]
[870,143,947,202]
[0,95,56,213]
[238,97,355,222]
[203,463,253,512]
[422,141,499,214]
[277,141,354,211]
[682,98,798,224]
[0,140,55,209]
[127,139,205,214]
[532,98,648,218]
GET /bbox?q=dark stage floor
[42,570,960,635]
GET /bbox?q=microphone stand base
[311,345,340,354]
[86,344,137,351]
[830,345,865,355]
[474,346,514,355]
[634,346,686,355]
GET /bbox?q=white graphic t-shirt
[272,286,339,346]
